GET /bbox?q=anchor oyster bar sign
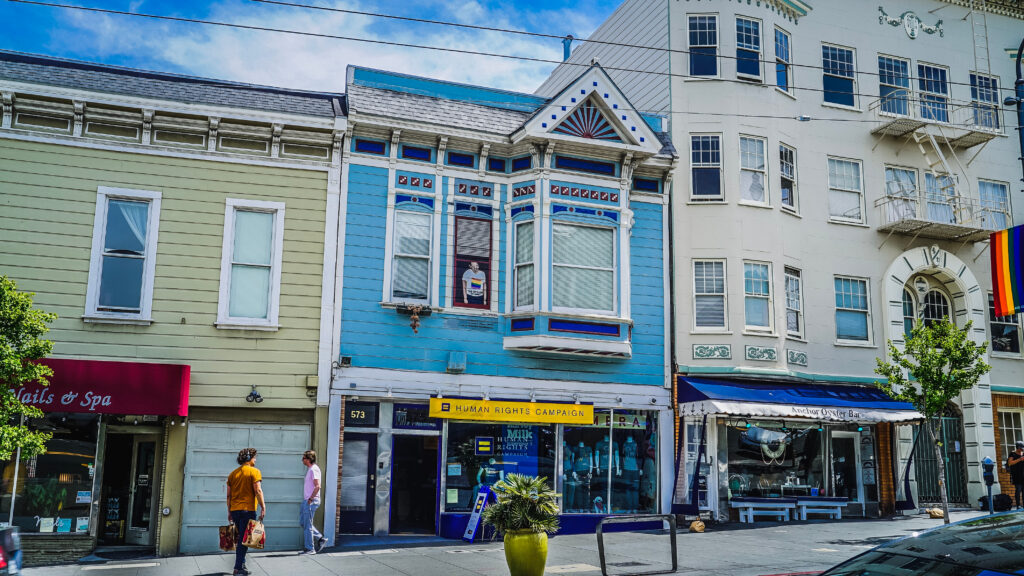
[879,6,944,38]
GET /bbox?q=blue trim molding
[549,319,620,336]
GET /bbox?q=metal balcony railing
[874,190,1009,242]
[868,89,1004,148]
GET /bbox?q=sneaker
[315,536,326,552]
[300,549,316,555]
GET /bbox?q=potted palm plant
[481,474,559,576]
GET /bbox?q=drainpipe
[1005,38,1024,188]
[562,35,575,61]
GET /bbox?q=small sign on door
[137,475,149,487]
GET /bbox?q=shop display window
[726,420,824,499]
[2,414,99,534]
[444,422,555,512]
[609,411,658,514]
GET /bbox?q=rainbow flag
[991,225,1024,317]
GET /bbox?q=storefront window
[444,422,555,512]
[562,410,611,513]
[610,410,658,514]
[727,421,823,498]
[8,414,99,534]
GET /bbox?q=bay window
[743,261,772,330]
[552,223,615,313]
[514,220,535,309]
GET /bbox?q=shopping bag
[218,524,237,552]
[242,519,266,549]
[689,520,705,533]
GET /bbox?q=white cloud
[49,0,612,94]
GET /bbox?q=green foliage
[0,276,56,460]
[874,318,990,418]
[24,478,67,518]
[481,474,560,535]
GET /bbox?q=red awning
[15,358,190,417]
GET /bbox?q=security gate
[913,416,968,505]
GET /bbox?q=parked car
[820,511,1024,576]
[0,527,20,575]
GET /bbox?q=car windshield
[822,512,1024,576]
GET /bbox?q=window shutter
[456,218,490,259]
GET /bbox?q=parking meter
[983,457,995,514]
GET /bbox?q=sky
[0,0,622,93]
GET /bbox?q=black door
[390,436,439,534]
[339,433,377,534]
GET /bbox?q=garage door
[180,422,311,554]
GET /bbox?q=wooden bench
[796,496,849,520]
[729,497,797,523]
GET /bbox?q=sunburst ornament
[552,99,622,142]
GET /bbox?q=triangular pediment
[515,65,664,155]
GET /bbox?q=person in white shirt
[299,450,325,554]
[462,262,487,306]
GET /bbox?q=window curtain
[884,167,917,222]
[552,224,614,311]
[99,199,149,310]
[925,174,955,224]
[229,210,274,319]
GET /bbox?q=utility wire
[252,0,1019,95]
[9,0,1018,105]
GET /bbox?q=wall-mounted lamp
[435,388,443,399]
[246,386,264,403]
[529,389,537,403]
[386,386,393,398]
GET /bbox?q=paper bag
[242,519,266,549]
[218,524,237,551]
[689,520,705,533]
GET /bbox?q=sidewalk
[25,511,986,576]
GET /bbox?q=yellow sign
[428,398,593,424]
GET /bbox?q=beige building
[0,51,346,562]
[540,0,1024,519]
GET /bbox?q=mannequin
[475,457,504,496]
[593,434,620,506]
[640,432,657,511]
[562,441,576,512]
[622,436,639,512]
[573,441,593,511]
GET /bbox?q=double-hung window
[551,223,615,313]
[971,73,1000,129]
[691,134,722,200]
[453,216,492,309]
[979,180,1010,230]
[785,267,803,338]
[990,293,1022,355]
[85,187,162,322]
[1000,411,1024,461]
[925,173,955,224]
[688,15,718,77]
[884,166,918,222]
[822,44,857,107]
[217,199,285,328]
[828,157,864,223]
[693,260,727,330]
[779,144,797,211]
[834,276,871,343]
[878,56,910,116]
[775,28,792,93]
[735,17,761,80]
[743,261,772,330]
[739,136,767,204]
[514,221,535,309]
[918,63,949,122]
[391,210,433,302]
[902,288,916,339]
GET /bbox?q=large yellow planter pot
[503,530,548,576]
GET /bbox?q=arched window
[922,290,951,326]
[902,288,916,338]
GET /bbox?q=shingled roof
[0,49,345,119]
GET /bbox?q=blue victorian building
[324,64,676,538]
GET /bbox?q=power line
[6,0,1017,114]
[253,0,1018,96]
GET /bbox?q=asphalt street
[25,511,985,576]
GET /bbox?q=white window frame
[834,275,872,345]
[687,14,719,78]
[979,179,1012,231]
[735,16,762,81]
[821,43,858,109]
[216,198,286,330]
[739,135,769,206]
[827,156,865,224]
[690,133,724,202]
[513,219,536,312]
[989,292,1023,358]
[917,62,950,123]
[970,72,1001,130]
[785,267,804,339]
[742,261,773,332]
[550,221,618,316]
[774,27,792,95]
[878,55,911,116]
[385,208,435,306]
[84,186,162,325]
[999,410,1024,463]
[693,259,728,332]
[779,143,798,213]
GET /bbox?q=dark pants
[231,510,257,571]
[1016,484,1024,508]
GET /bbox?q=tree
[875,317,990,524]
[0,276,57,460]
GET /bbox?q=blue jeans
[231,510,257,571]
[300,498,322,551]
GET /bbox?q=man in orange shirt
[226,448,266,576]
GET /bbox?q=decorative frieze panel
[745,345,778,362]
[787,349,808,367]
[693,344,730,360]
